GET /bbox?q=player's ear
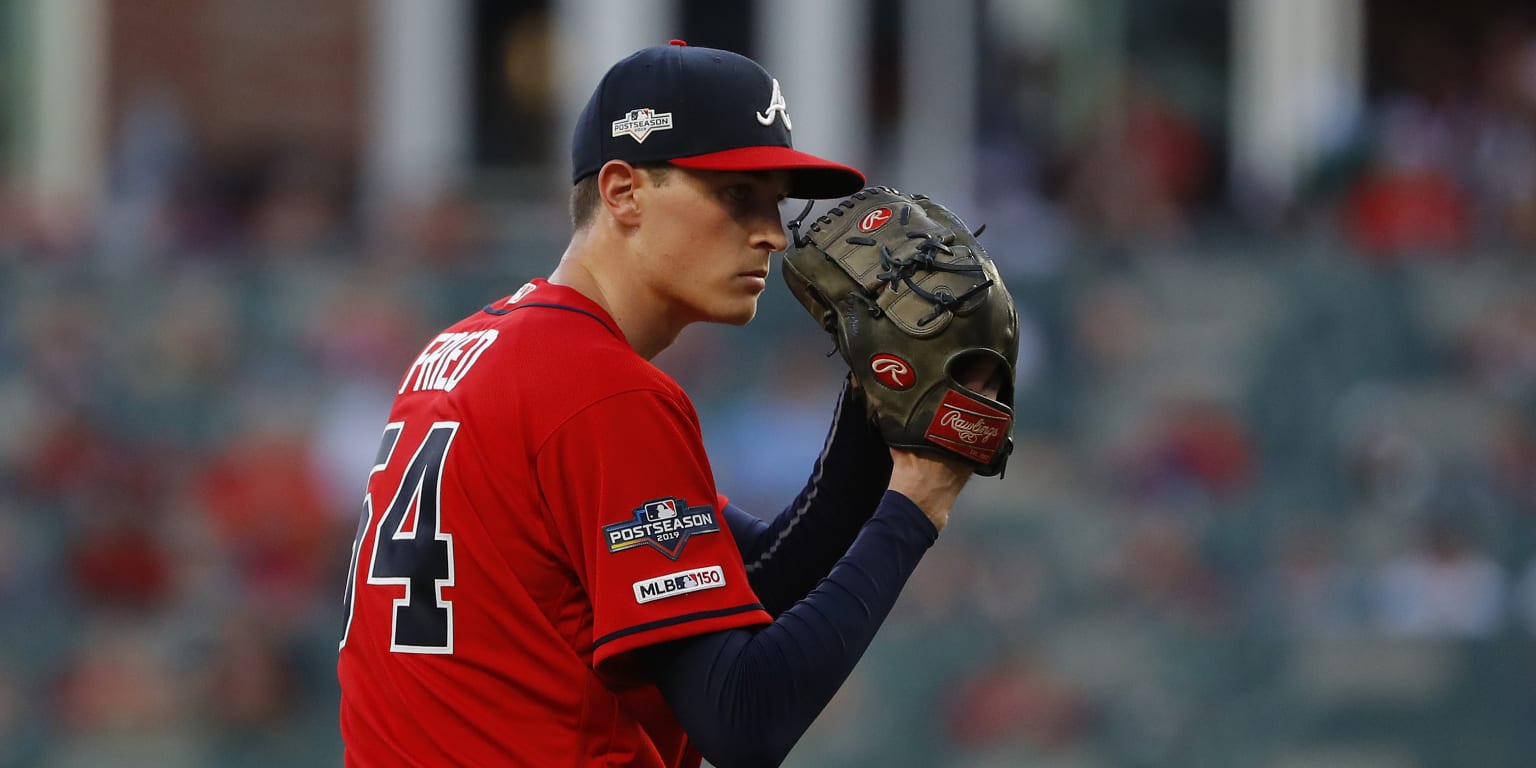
[597,160,643,229]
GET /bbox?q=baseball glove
[781,186,1018,476]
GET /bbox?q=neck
[549,225,682,360]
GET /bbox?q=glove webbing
[788,193,994,328]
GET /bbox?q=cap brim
[669,146,866,200]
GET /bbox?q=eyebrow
[734,170,792,197]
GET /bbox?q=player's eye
[721,183,767,218]
[723,184,752,203]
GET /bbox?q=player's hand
[886,357,1003,532]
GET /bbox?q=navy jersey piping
[590,603,766,650]
[482,301,619,340]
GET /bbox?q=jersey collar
[505,279,628,344]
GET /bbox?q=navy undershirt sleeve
[643,490,937,768]
[727,381,893,616]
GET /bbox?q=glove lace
[788,189,995,325]
[852,233,993,326]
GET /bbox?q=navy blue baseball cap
[572,40,866,200]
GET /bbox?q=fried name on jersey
[604,498,719,560]
[399,329,499,394]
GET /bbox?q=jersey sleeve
[535,388,771,671]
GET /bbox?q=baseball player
[338,41,1001,767]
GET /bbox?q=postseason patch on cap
[604,497,719,560]
[611,107,674,143]
[924,389,1010,465]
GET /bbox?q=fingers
[956,356,1004,399]
[889,447,976,480]
[888,447,976,530]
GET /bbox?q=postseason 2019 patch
[604,497,719,560]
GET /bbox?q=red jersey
[338,279,771,767]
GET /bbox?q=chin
[714,300,760,326]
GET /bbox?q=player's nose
[755,225,788,253]
[753,208,789,252]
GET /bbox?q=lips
[739,268,769,279]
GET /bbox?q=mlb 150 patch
[633,565,726,604]
[604,497,719,560]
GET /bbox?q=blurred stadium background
[2,0,1536,766]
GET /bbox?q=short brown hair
[569,164,673,231]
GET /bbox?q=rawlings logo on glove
[781,187,1019,475]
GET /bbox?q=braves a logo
[870,353,914,390]
[859,207,893,233]
[755,78,792,129]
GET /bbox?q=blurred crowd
[973,6,1536,264]
[0,8,1535,768]
[1329,14,1536,259]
